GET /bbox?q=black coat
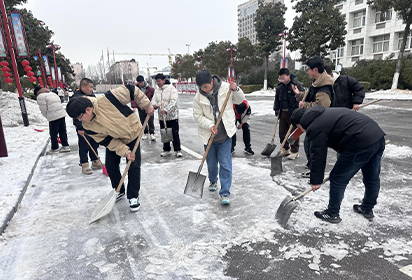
[300,106,385,184]
[71,90,96,130]
[274,75,305,115]
[333,75,365,109]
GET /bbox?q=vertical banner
[43,55,51,75]
[36,70,41,76]
[57,67,62,81]
[9,12,29,58]
[51,66,55,80]
[0,23,7,58]
[62,74,65,83]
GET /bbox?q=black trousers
[138,109,155,135]
[105,138,141,199]
[159,119,181,152]
[49,117,69,150]
[77,132,99,164]
[232,123,251,150]
[279,110,299,153]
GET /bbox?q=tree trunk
[391,23,410,90]
[263,55,268,90]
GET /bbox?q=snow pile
[384,144,412,159]
[366,89,412,100]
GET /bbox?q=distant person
[71,78,102,175]
[66,85,154,212]
[295,57,334,178]
[57,87,65,103]
[232,99,254,155]
[291,106,386,223]
[132,75,155,141]
[193,70,245,205]
[34,86,71,154]
[274,68,305,160]
[151,73,182,157]
[324,65,365,110]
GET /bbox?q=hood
[312,71,334,88]
[332,71,340,82]
[300,105,325,129]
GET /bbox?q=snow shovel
[359,98,382,108]
[270,124,293,177]
[160,101,173,143]
[276,176,330,227]
[89,114,150,224]
[261,114,279,156]
[184,89,232,198]
[82,134,109,176]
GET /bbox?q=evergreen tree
[233,37,264,81]
[288,0,346,62]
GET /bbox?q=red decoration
[26,71,34,77]
[5,77,13,84]
[1,66,10,72]
[2,73,8,78]
[24,66,32,72]
[29,77,37,83]
[0,61,9,67]
[21,60,30,66]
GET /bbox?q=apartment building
[238,0,284,44]
[335,0,411,68]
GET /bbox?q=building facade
[71,63,84,87]
[238,0,284,45]
[335,0,411,68]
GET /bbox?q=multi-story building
[108,59,139,84]
[335,0,411,68]
[71,62,84,87]
[238,0,284,45]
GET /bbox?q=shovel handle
[200,89,233,166]
[160,101,168,127]
[271,114,279,141]
[279,125,293,152]
[82,134,103,165]
[115,114,150,193]
[293,176,330,201]
[359,99,381,108]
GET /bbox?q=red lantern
[2,72,8,77]
[6,72,12,78]
[5,77,13,84]
[26,71,35,77]
[1,66,10,72]
[21,60,30,66]
[24,66,32,72]
[0,61,9,67]
[29,77,37,83]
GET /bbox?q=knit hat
[136,75,145,82]
[291,108,306,127]
[235,102,247,114]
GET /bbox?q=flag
[107,47,110,61]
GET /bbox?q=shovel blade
[160,128,174,143]
[270,155,283,176]
[89,190,117,224]
[275,196,299,227]
[184,171,206,198]
[261,143,276,156]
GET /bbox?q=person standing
[291,106,386,223]
[193,70,245,205]
[232,99,254,155]
[35,86,71,154]
[72,78,102,175]
[66,85,154,212]
[132,75,156,141]
[324,65,365,110]
[274,68,305,160]
[151,73,182,157]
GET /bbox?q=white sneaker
[160,151,172,157]
[175,151,183,157]
[129,197,140,212]
[48,149,60,154]
[142,134,148,140]
[287,152,299,160]
[60,146,71,152]
[149,134,156,141]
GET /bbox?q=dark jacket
[300,106,385,184]
[71,89,96,130]
[131,82,155,110]
[274,74,305,115]
[333,75,365,109]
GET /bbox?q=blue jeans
[328,137,385,215]
[205,137,232,197]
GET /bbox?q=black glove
[275,110,279,116]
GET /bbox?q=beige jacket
[296,71,334,108]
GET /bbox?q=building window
[353,10,366,28]
[397,32,412,50]
[375,10,392,23]
[351,39,364,56]
[337,46,344,57]
[373,35,390,53]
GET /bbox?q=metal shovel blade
[275,195,299,227]
[184,171,206,198]
[89,189,117,224]
[270,155,283,176]
[160,128,174,143]
[261,143,277,156]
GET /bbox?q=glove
[275,110,279,116]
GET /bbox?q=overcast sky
[22,0,295,72]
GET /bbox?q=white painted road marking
[400,264,412,278]
[181,145,203,160]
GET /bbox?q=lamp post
[226,47,237,83]
[278,32,287,68]
[186,44,190,54]
[197,55,203,70]
[46,42,60,89]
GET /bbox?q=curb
[0,138,50,235]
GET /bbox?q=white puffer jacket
[151,84,179,121]
[36,91,66,121]
[193,82,245,144]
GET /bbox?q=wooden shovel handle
[115,114,150,193]
[294,176,330,201]
[200,89,232,166]
[271,114,279,140]
[160,101,167,127]
[359,99,381,108]
[82,134,103,165]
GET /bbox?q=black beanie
[235,102,247,114]
[136,75,145,82]
[291,108,306,127]
[196,70,212,87]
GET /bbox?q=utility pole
[186,44,190,54]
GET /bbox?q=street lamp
[46,42,61,88]
[278,32,287,68]
[197,55,203,70]
[186,44,190,54]
[226,47,237,83]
